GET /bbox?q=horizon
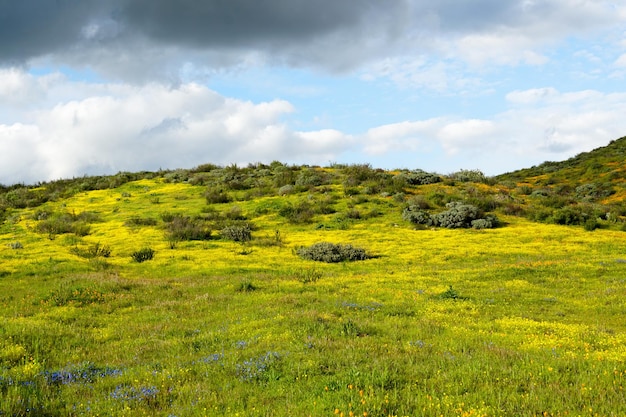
[2,1,626,185]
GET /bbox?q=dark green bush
[402,206,432,225]
[71,242,112,259]
[449,169,487,183]
[295,169,327,188]
[124,216,158,227]
[205,187,232,204]
[432,202,483,228]
[341,163,378,186]
[575,183,614,202]
[165,215,212,241]
[34,211,99,237]
[471,216,499,229]
[296,242,370,263]
[131,247,155,263]
[8,241,23,249]
[400,169,442,186]
[278,201,316,224]
[584,218,599,231]
[550,206,584,225]
[277,184,295,195]
[221,224,252,242]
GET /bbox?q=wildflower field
[1,159,626,416]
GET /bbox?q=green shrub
[575,183,614,202]
[296,242,370,263]
[165,215,212,241]
[278,201,315,224]
[584,218,599,231]
[471,215,500,229]
[277,184,295,195]
[432,202,483,228]
[226,205,246,220]
[221,224,252,242]
[406,195,431,210]
[438,285,466,300]
[235,280,257,292]
[402,206,432,226]
[295,169,326,188]
[400,169,442,185]
[131,247,155,263]
[293,268,323,284]
[124,216,158,227]
[34,211,98,237]
[449,169,487,183]
[70,242,112,259]
[550,206,584,225]
[7,241,23,249]
[205,187,232,204]
[46,285,106,306]
[341,163,378,186]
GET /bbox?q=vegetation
[296,242,370,263]
[1,138,626,415]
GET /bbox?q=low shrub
[131,247,155,263]
[402,206,432,226]
[449,169,488,183]
[221,224,252,242]
[295,168,326,188]
[277,184,295,196]
[278,201,316,224]
[205,187,232,204]
[165,215,212,241]
[35,211,99,237]
[70,242,112,259]
[124,216,158,227]
[471,215,500,229]
[584,217,599,231]
[296,242,370,263]
[432,202,482,228]
[400,169,442,185]
[293,268,323,284]
[235,280,257,292]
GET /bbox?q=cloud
[1,0,623,82]
[4,68,626,184]
[358,86,626,174]
[0,73,358,184]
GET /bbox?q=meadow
[1,162,626,416]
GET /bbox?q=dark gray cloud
[0,0,106,63]
[0,0,620,79]
[120,0,381,48]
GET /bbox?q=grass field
[2,175,626,416]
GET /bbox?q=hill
[1,145,626,415]
[497,135,626,184]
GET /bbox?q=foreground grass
[1,179,626,416]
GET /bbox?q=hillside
[1,146,626,415]
[497,135,626,184]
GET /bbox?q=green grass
[1,165,626,416]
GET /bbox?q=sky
[1,1,626,185]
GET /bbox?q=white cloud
[455,32,550,68]
[506,88,560,104]
[437,119,498,154]
[362,119,442,155]
[3,68,626,184]
[614,53,626,67]
[0,73,351,184]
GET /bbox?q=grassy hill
[1,145,626,415]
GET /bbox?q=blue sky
[1,1,626,184]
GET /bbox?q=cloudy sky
[1,0,626,185]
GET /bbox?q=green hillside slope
[1,145,626,415]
